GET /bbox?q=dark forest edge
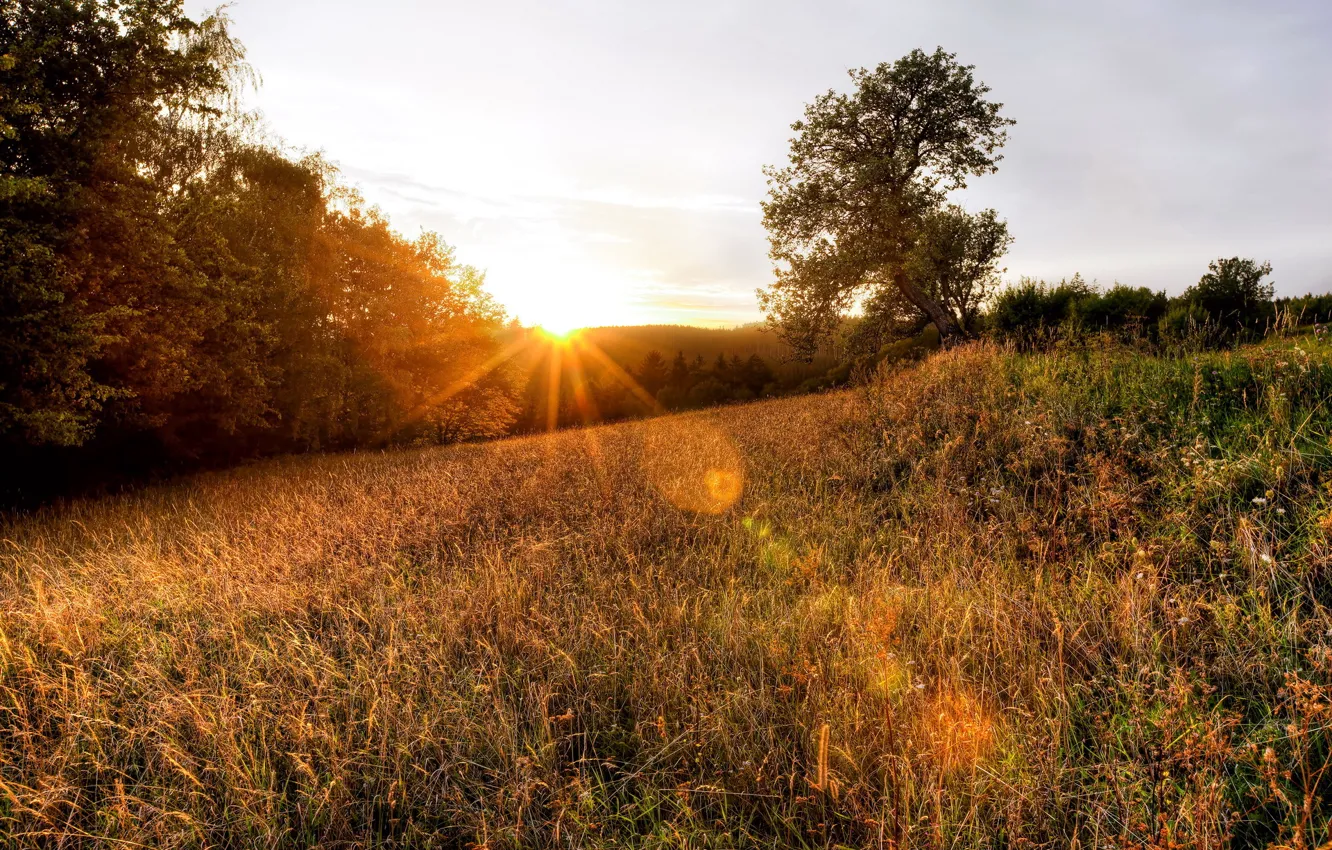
[2,2,518,503]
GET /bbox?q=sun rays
[399,323,748,514]
[424,325,658,434]
[536,330,654,429]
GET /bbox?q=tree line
[785,257,1321,398]
[2,1,516,502]
[573,323,840,376]
[904,256,1310,354]
[986,258,1295,349]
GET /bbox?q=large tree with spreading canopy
[759,48,1014,356]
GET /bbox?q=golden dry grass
[3,341,1331,848]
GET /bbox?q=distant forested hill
[579,324,792,364]
[576,324,843,380]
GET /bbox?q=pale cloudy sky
[186,0,1332,329]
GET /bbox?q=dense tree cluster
[654,350,774,410]
[1,0,515,500]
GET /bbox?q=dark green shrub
[989,275,1093,348]
[687,378,729,407]
[656,386,689,411]
[1157,301,1229,350]
[1178,257,1275,339]
[1070,285,1168,335]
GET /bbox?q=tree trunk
[893,272,962,345]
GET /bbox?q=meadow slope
[3,341,1331,848]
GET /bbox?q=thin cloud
[198,0,1332,322]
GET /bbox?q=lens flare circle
[641,417,745,514]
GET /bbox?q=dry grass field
[3,341,1332,848]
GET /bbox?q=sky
[185,0,1332,330]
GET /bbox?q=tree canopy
[1,0,516,501]
[760,48,1014,356]
[1186,257,1275,330]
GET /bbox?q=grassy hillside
[3,338,1332,847]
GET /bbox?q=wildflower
[1252,496,1268,505]
[1276,508,1286,515]
[1260,553,1273,565]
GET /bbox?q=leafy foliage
[1183,257,1276,335]
[0,0,515,502]
[905,204,1011,334]
[988,275,1096,346]
[760,47,1014,353]
[1277,292,1332,326]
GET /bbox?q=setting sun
[536,321,581,340]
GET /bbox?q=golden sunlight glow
[485,258,647,333]
[410,322,668,438]
[537,323,580,341]
[927,689,996,774]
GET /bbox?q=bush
[989,276,1088,344]
[656,386,689,411]
[1070,284,1168,334]
[989,259,1283,353]
[989,275,1139,349]
[1157,301,1226,349]
[806,325,942,392]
